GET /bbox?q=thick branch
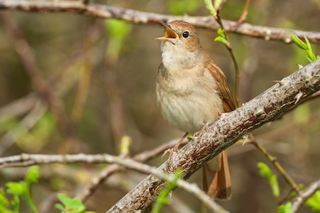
[0,0,320,44]
[107,60,320,212]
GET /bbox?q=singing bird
[156,20,235,199]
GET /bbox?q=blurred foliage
[306,190,320,211]
[152,169,184,213]
[105,19,132,63]
[277,203,292,213]
[257,162,280,198]
[0,166,39,213]
[55,193,95,213]
[204,0,222,17]
[293,104,310,124]
[119,135,132,155]
[167,0,200,15]
[291,34,319,63]
[55,193,94,213]
[17,113,55,152]
[278,189,320,213]
[0,117,19,133]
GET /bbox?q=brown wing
[206,61,236,112]
[203,59,235,199]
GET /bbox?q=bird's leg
[162,132,189,158]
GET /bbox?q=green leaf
[0,206,14,213]
[204,0,217,16]
[152,169,184,213]
[291,34,318,63]
[204,0,225,16]
[56,193,86,213]
[216,28,226,38]
[4,167,40,213]
[277,203,292,213]
[257,162,280,198]
[291,35,307,50]
[25,166,39,184]
[0,189,9,207]
[214,28,230,47]
[305,36,313,52]
[257,162,273,180]
[57,193,72,207]
[306,50,316,62]
[270,175,280,197]
[6,182,25,196]
[214,36,230,47]
[54,203,64,211]
[306,191,320,211]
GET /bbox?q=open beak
[156,24,179,42]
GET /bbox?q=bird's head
[157,20,202,70]
[157,20,200,51]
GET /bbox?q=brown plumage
[156,20,235,199]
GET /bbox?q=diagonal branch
[0,0,320,44]
[291,179,320,212]
[107,60,320,212]
[251,141,300,193]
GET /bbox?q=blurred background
[0,0,320,212]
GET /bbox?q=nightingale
[156,20,236,199]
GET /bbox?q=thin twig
[0,101,47,155]
[214,10,300,199]
[251,141,300,193]
[230,0,251,29]
[0,0,320,44]
[291,179,320,212]
[77,138,187,202]
[214,10,240,106]
[0,153,227,213]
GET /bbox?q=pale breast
[156,66,224,133]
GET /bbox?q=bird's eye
[182,31,189,38]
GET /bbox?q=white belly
[156,76,223,133]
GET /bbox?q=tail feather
[203,151,232,199]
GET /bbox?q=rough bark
[108,60,320,212]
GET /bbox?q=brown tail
[202,151,232,199]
